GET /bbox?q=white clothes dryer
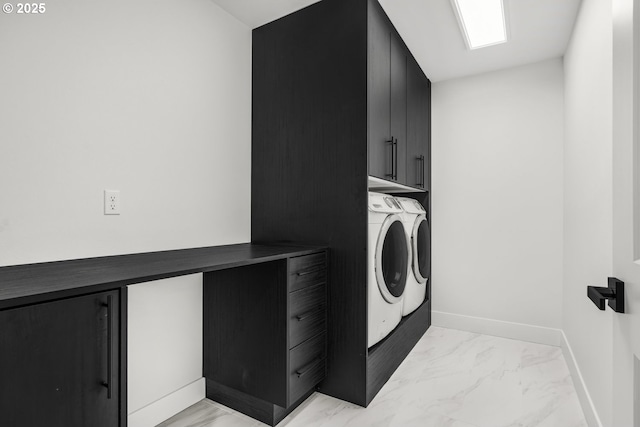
[396,197,430,316]
[368,192,410,348]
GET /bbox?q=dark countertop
[0,243,325,310]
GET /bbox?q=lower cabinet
[0,290,121,427]
[287,252,327,405]
[204,251,327,426]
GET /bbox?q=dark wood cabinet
[0,244,326,427]
[368,0,425,188]
[368,0,391,180]
[0,290,121,427]
[389,30,407,184]
[253,0,431,408]
[406,55,431,189]
[204,252,327,426]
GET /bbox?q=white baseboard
[128,378,205,427]
[560,331,603,427]
[431,311,562,346]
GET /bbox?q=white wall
[431,59,564,341]
[563,0,613,424]
[0,0,251,266]
[128,275,204,425]
[0,1,251,425]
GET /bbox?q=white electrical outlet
[104,190,121,215]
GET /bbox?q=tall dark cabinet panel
[252,0,369,406]
[0,290,121,427]
[252,0,431,407]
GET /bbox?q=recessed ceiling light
[451,0,508,50]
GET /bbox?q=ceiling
[210,0,582,82]
[210,0,322,29]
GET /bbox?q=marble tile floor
[157,327,588,427]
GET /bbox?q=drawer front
[289,252,327,292]
[289,284,326,349]
[289,333,326,404]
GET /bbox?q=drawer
[289,284,326,349]
[289,333,326,404]
[289,252,327,292]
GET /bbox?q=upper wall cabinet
[406,55,431,190]
[368,1,430,190]
[368,2,392,181]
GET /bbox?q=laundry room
[0,0,635,426]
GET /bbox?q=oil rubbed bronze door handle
[587,277,625,313]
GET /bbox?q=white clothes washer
[396,197,430,316]
[368,192,410,348]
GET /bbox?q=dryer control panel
[369,192,403,213]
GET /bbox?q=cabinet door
[406,56,429,189]
[368,1,391,180]
[0,291,120,427]
[390,32,407,184]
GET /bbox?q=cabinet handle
[295,308,320,321]
[418,155,425,187]
[102,295,113,399]
[393,139,398,180]
[296,268,324,277]
[385,137,394,179]
[296,357,323,378]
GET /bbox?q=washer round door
[375,214,409,303]
[411,214,431,284]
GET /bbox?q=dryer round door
[411,214,431,284]
[375,214,410,303]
